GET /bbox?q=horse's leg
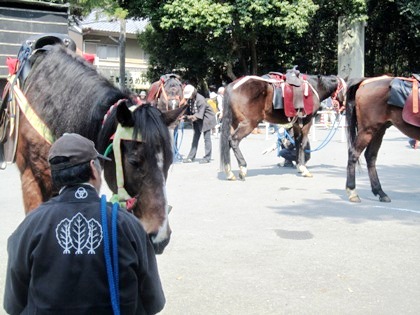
[295,121,313,177]
[346,130,373,203]
[230,120,255,180]
[364,126,391,202]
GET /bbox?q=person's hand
[188,115,197,122]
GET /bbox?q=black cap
[48,133,111,170]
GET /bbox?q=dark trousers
[186,123,212,160]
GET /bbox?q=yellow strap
[8,75,55,144]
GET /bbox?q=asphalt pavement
[1,123,419,314]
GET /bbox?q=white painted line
[373,205,420,214]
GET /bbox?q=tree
[364,0,419,76]
[123,0,318,80]
[124,0,418,84]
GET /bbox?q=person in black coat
[4,133,165,315]
[182,84,216,164]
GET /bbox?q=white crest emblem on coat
[56,213,103,254]
[75,187,88,199]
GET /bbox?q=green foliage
[161,0,232,37]
[67,0,126,17]
[106,0,418,82]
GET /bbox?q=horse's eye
[127,156,142,167]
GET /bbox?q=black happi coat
[4,185,165,315]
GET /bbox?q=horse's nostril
[149,233,171,255]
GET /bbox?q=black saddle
[17,33,76,85]
[285,65,301,87]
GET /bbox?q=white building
[69,10,150,93]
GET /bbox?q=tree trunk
[225,62,237,81]
[250,35,258,74]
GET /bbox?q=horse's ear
[162,104,188,126]
[116,101,135,127]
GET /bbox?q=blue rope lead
[101,195,120,315]
[173,121,184,160]
[111,202,119,309]
[305,114,343,153]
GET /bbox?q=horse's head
[310,75,346,106]
[99,101,187,254]
[158,76,184,111]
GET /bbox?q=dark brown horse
[146,73,184,112]
[345,75,420,203]
[220,74,345,180]
[0,35,187,253]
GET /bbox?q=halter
[331,76,347,106]
[104,103,143,210]
[157,77,182,111]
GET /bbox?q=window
[84,42,119,60]
[97,45,119,59]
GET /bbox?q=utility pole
[119,17,126,89]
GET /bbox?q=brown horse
[345,75,420,203]
[0,34,187,254]
[146,73,184,112]
[220,74,345,180]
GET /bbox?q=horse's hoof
[346,188,361,203]
[379,195,391,202]
[349,195,361,203]
[226,172,236,181]
[238,166,247,181]
[298,165,312,177]
[302,171,313,178]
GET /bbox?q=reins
[304,77,346,152]
[173,121,185,161]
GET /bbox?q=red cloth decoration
[83,53,95,64]
[6,57,18,75]
[283,75,314,117]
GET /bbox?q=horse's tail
[220,84,233,171]
[345,78,364,149]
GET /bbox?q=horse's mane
[132,105,173,166]
[98,104,173,171]
[24,45,128,142]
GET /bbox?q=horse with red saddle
[345,74,420,203]
[220,67,346,180]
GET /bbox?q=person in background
[277,127,310,168]
[408,138,419,149]
[216,86,225,116]
[139,90,147,104]
[3,133,165,315]
[182,84,216,164]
